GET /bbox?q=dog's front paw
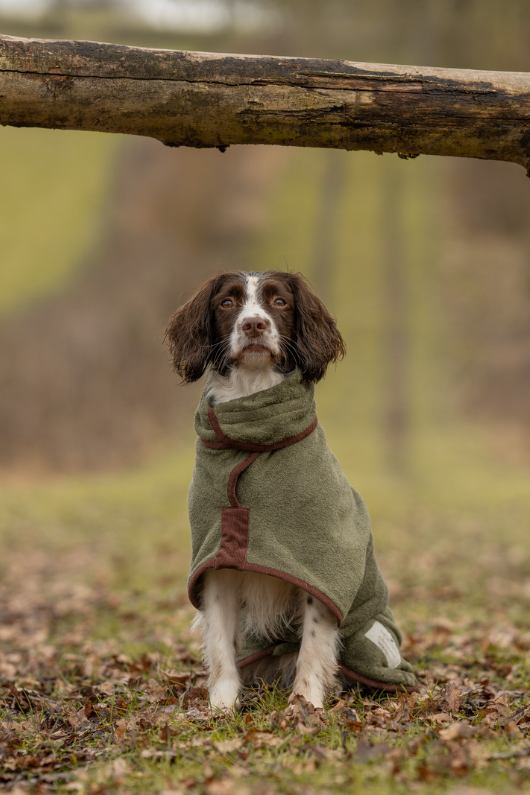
[209,679,240,714]
[289,681,324,710]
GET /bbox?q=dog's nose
[242,317,267,337]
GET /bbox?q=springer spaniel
[166,271,346,711]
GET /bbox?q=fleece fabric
[187,370,417,690]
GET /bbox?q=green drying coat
[188,371,417,691]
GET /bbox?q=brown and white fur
[166,271,346,711]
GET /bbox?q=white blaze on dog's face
[229,274,281,370]
[203,271,299,403]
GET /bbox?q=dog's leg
[201,569,241,713]
[290,592,339,709]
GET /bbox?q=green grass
[0,126,120,314]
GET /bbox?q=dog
[166,271,416,711]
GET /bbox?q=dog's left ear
[288,273,346,383]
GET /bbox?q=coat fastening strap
[202,408,318,451]
[203,408,318,506]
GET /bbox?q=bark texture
[2,34,530,171]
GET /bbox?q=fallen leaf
[182,686,209,709]
[213,738,244,754]
[440,682,463,713]
[354,739,392,759]
[440,722,476,741]
[430,713,452,724]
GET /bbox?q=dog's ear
[288,273,346,383]
[165,276,221,383]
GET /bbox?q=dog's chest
[238,571,298,639]
[207,368,286,405]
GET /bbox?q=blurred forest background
[1,0,530,646]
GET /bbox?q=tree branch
[2,34,530,172]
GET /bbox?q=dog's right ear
[165,276,220,383]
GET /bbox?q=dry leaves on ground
[1,548,530,793]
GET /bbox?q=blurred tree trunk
[311,151,347,305]
[2,34,530,172]
[382,166,409,474]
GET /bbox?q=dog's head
[165,271,345,383]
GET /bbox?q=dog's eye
[274,298,286,307]
[221,299,234,308]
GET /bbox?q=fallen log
[2,34,530,173]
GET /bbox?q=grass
[0,127,119,315]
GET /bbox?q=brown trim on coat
[202,409,318,451]
[217,507,250,567]
[236,645,277,670]
[227,452,260,508]
[338,662,420,693]
[188,558,343,626]
[235,650,420,694]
